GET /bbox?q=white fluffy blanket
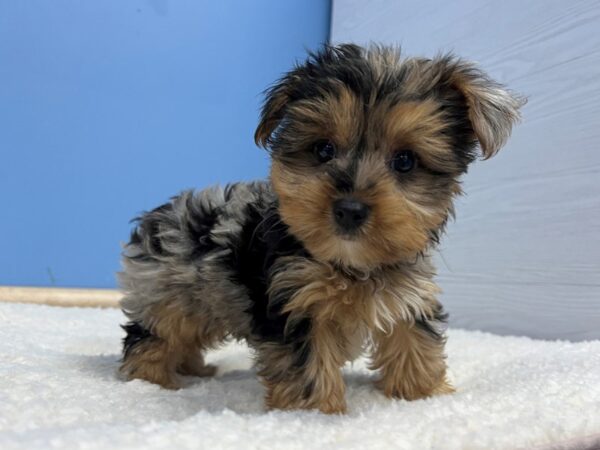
[1,303,599,450]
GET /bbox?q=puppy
[118,44,524,414]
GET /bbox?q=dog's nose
[332,198,370,232]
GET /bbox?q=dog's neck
[265,192,439,279]
[328,252,433,281]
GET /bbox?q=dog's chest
[272,258,440,355]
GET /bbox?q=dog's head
[256,44,524,270]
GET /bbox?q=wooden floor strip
[0,286,122,308]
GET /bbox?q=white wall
[332,0,600,340]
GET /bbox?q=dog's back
[118,182,273,385]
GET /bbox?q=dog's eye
[313,140,336,163]
[390,150,416,173]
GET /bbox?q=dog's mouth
[334,228,361,241]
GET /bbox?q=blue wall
[0,0,331,288]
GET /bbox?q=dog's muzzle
[332,198,370,233]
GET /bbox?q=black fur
[121,183,315,368]
[415,305,449,342]
[121,321,153,358]
[231,200,313,367]
[260,44,480,174]
[119,44,522,409]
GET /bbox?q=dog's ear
[255,44,366,149]
[254,73,298,149]
[441,58,526,159]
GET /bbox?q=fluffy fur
[118,44,524,413]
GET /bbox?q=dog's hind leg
[120,301,225,389]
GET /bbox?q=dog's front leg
[257,319,348,414]
[370,319,454,401]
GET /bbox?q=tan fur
[261,321,348,414]
[255,256,448,412]
[371,321,454,400]
[120,338,182,389]
[120,301,225,388]
[272,152,452,270]
[275,257,440,334]
[255,91,290,147]
[448,66,525,159]
[380,100,459,173]
[120,45,524,412]
[287,86,363,152]
[269,88,462,271]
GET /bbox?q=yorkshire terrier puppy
[118,44,524,413]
